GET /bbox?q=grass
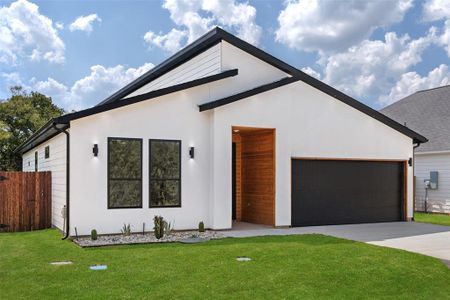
[0,230,449,299]
[415,212,450,226]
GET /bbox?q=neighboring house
[381,85,450,214]
[17,27,427,236]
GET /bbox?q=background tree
[0,86,65,171]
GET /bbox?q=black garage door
[291,159,405,226]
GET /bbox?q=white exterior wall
[126,44,222,98]
[22,133,67,230]
[62,40,414,235]
[414,152,450,213]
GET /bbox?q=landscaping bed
[74,230,224,247]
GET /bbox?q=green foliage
[108,138,142,208]
[90,229,98,240]
[198,221,205,233]
[153,215,165,239]
[0,86,64,171]
[414,212,450,226]
[150,140,180,207]
[164,221,173,236]
[121,224,131,236]
[1,230,450,299]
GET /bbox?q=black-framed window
[45,146,50,159]
[108,137,143,209]
[149,139,181,208]
[34,151,38,171]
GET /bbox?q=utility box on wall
[429,171,438,189]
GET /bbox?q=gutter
[411,142,421,221]
[52,123,70,240]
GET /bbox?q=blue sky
[0,0,449,111]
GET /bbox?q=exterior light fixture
[93,144,99,157]
[408,157,412,166]
[189,147,195,159]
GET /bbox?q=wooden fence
[0,172,52,232]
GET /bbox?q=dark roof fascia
[97,29,224,106]
[199,76,300,111]
[15,120,69,154]
[293,71,428,144]
[97,27,297,107]
[200,71,428,144]
[16,69,237,155]
[56,69,238,124]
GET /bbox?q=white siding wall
[22,133,67,230]
[414,153,450,213]
[67,41,414,235]
[126,43,222,98]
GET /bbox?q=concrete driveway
[224,222,450,266]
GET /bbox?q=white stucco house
[381,85,450,214]
[18,28,427,237]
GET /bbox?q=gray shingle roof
[380,85,450,152]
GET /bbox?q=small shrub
[198,221,205,233]
[121,223,131,236]
[164,221,173,236]
[153,216,165,239]
[91,229,98,240]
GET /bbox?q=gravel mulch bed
[73,230,224,247]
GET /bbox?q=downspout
[53,122,70,240]
[412,142,421,220]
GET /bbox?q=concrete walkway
[224,222,450,266]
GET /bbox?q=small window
[149,139,181,208]
[45,146,50,159]
[34,151,38,171]
[108,138,143,209]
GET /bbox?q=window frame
[149,139,182,208]
[34,151,38,171]
[45,146,50,159]
[107,137,143,209]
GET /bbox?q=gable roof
[17,27,427,154]
[381,85,450,152]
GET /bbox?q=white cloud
[379,64,450,105]
[3,63,154,110]
[322,29,437,101]
[69,14,101,33]
[422,0,450,22]
[439,20,450,56]
[55,22,64,30]
[0,0,65,64]
[276,0,413,53]
[144,0,262,53]
[301,67,321,79]
[144,29,187,53]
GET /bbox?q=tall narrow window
[149,139,181,207]
[45,146,50,159]
[34,151,38,171]
[108,138,142,209]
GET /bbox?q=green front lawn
[415,212,450,226]
[0,230,449,299]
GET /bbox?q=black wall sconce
[408,157,412,166]
[189,147,195,159]
[93,144,99,157]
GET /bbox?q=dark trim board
[199,76,300,111]
[200,74,426,144]
[56,69,238,124]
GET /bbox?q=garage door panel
[291,159,404,226]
